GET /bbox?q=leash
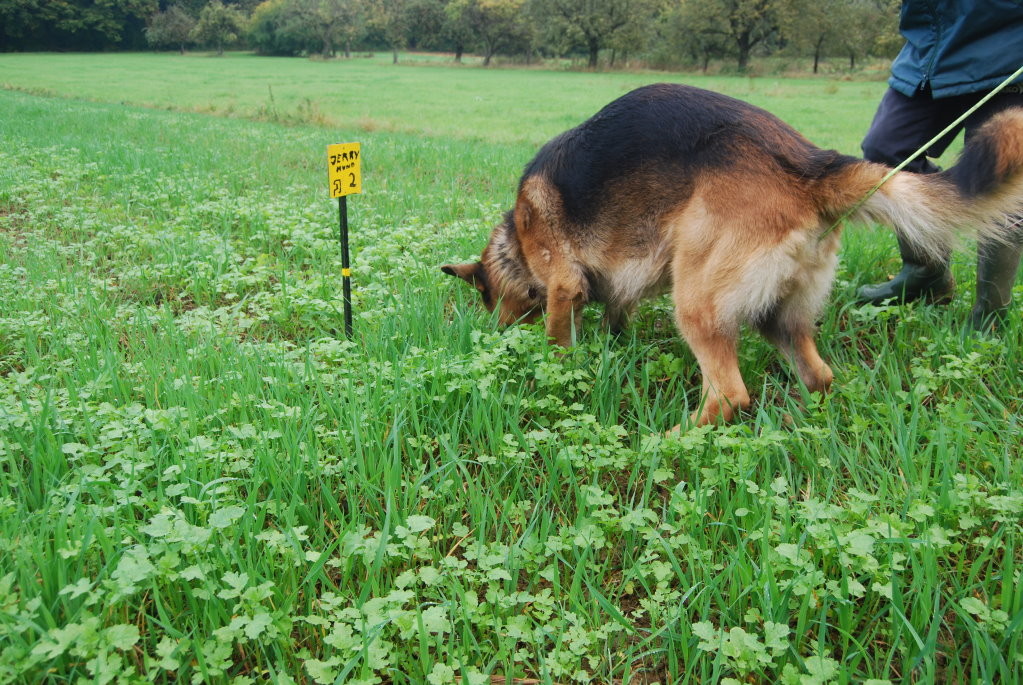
[819,62,1023,241]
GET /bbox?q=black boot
[857,235,955,305]
[970,237,1022,332]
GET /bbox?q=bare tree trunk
[483,38,494,66]
[736,36,751,71]
[587,38,599,69]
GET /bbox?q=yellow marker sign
[327,143,362,198]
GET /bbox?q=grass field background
[0,52,891,148]
[0,53,1020,683]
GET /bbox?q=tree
[403,0,448,51]
[605,0,659,67]
[287,0,362,57]
[146,3,196,53]
[441,0,475,62]
[249,0,305,54]
[834,0,899,69]
[778,0,897,73]
[0,0,158,51]
[679,0,778,71]
[165,0,211,15]
[191,0,244,54]
[79,0,160,49]
[0,0,47,50]
[777,0,839,73]
[446,0,526,66]
[531,0,656,69]
[367,0,410,63]
[439,2,473,61]
[671,3,730,71]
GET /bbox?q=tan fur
[991,110,1023,180]
[444,102,1023,428]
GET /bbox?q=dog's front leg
[545,281,586,347]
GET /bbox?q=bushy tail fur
[840,108,1023,261]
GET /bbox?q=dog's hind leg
[670,272,751,426]
[754,239,839,394]
[675,308,751,426]
[666,211,754,427]
[756,306,833,394]
[602,302,634,336]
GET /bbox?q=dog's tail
[830,108,1023,261]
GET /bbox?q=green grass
[0,51,891,150]
[0,54,1021,684]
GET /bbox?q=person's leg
[857,88,957,305]
[856,236,956,305]
[972,236,1023,331]
[860,89,951,172]
[964,88,1023,330]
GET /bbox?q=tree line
[0,0,901,72]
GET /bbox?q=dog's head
[442,213,544,327]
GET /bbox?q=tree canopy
[146,4,197,53]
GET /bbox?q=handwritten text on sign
[327,143,362,198]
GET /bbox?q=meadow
[0,53,1020,684]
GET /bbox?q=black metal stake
[338,195,353,338]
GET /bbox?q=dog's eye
[527,286,539,300]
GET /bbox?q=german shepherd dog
[443,83,1023,427]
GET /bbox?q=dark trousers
[862,85,1023,172]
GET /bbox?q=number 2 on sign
[332,174,356,196]
[327,143,362,198]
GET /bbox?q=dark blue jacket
[890,0,1023,98]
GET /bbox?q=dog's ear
[441,262,484,290]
